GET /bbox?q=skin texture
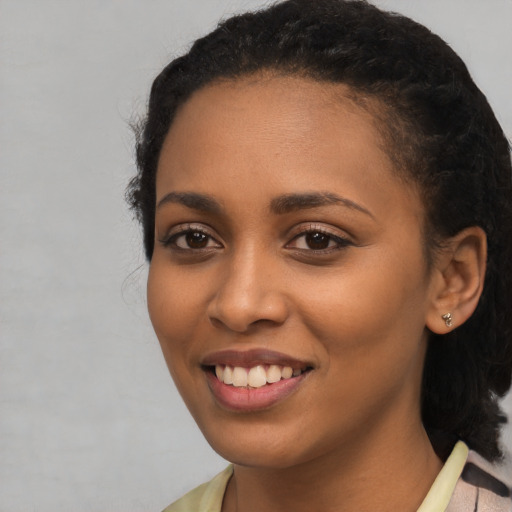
[148,75,462,511]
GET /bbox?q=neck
[222,416,442,512]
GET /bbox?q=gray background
[1,1,511,510]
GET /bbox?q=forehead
[160,75,390,181]
[169,74,380,145]
[156,74,422,225]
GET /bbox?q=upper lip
[200,349,312,369]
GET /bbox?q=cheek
[292,252,429,374]
[147,262,202,360]
[147,262,212,407]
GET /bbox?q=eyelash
[159,224,221,251]
[287,225,352,254]
[159,224,352,254]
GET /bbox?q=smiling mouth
[201,349,314,410]
[205,364,312,388]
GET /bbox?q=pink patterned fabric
[447,450,512,511]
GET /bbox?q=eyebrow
[270,192,374,218]
[156,190,374,218]
[156,192,222,213]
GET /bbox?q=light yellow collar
[417,441,469,512]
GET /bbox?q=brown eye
[305,232,330,250]
[162,228,221,250]
[185,231,209,248]
[287,228,352,253]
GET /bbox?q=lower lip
[205,370,309,412]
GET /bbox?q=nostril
[208,317,224,329]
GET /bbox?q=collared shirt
[163,441,512,511]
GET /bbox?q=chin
[195,417,320,469]
[212,442,307,469]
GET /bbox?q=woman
[127,0,512,510]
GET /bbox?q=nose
[207,249,289,333]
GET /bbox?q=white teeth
[247,365,267,388]
[214,364,306,387]
[223,365,233,385]
[232,367,248,387]
[266,365,282,383]
[281,366,293,379]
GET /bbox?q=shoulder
[162,466,233,512]
[447,449,512,512]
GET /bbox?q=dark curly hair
[127,0,512,461]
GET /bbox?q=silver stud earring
[442,313,453,328]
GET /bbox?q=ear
[426,226,487,334]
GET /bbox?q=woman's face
[148,75,437,468]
